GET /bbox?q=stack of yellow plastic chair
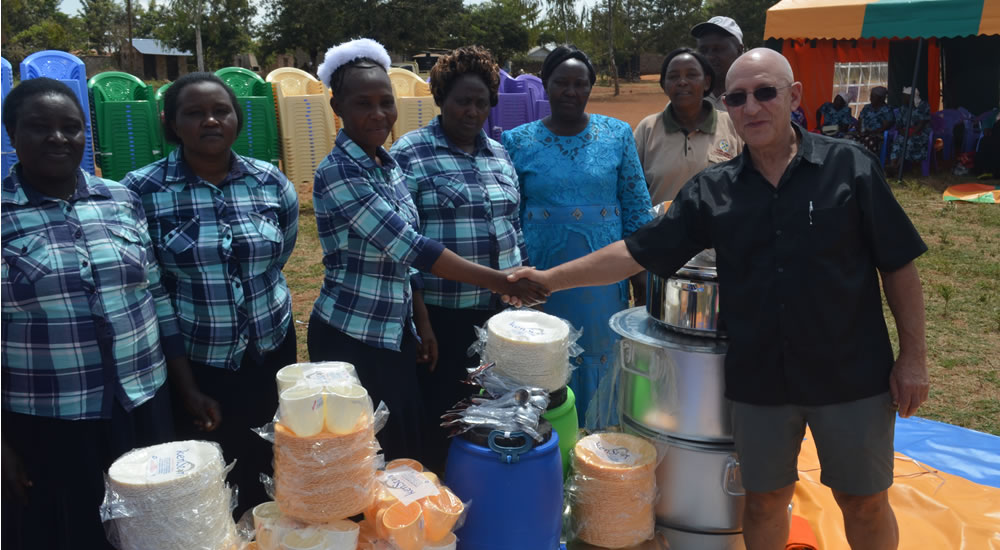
[267,68,337,190]
[388,67,439,145]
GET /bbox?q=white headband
[317,38,391,87]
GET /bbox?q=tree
[1,0,86,68]
[259,0,368,69]
[155,0,256,70]
[446,1,531,66]
[80,0,126,54]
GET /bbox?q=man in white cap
[692,16,745,110]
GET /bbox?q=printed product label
[146,447,196,478]
[376,467,440,505]
[507,320,546,338]
[584,438,638,466]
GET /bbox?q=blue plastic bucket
[445,426,563,550]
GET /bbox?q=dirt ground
[587,78,667,129]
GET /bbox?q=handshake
[496,267,552,308]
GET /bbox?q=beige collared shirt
[633,100,744,205]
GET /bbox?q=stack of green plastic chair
[88,71,164,181]
[154,82,176,157]
[215,67,280,166]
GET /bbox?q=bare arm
[507,241,644,293]
[429,248,549,306]
[880,261,928,418]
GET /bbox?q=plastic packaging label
[146,447,197,479]
[302,367,349,387]
[505,320,549,338]
[583,438,638,466]
[376,467,440,505]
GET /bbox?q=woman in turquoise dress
[501,46,652,426]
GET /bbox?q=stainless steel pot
[623,417,745,533]
[610,307,731,442]
[646,249,724,338]
[658,525,746,550]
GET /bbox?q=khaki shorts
[731,392,896,496]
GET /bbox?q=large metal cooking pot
[646,249,724,338]
[610,307,731,442]
[658,525,746,550]
[623,417,745,533]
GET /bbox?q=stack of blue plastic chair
[20,51,97,174]
[1,57,16,178]
[932,109,972,160]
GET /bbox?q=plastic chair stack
[216,68,280,166]
[932,109,973,160]
[388,67,439,146]
[488,71,532,140]
[517,73,549,121]
[20,50,97,174]
[153,82,177,158]
[267,67,338,188]
[88,71,164,181]
[1,57,16,178]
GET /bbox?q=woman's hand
[500,267,551,307]
[167,357,222,432]
[2,440,31,505]
[412,291,439,371]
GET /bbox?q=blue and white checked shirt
[312,131,445,351]
[121,149,298,370]
[391,118,529,310]
[2,167,181,420]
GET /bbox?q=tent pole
[897,37,925,182]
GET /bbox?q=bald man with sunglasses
[505,49,929,550]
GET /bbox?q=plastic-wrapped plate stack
[104,440,237,550]
[484,309,572,391]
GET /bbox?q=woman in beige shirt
[634,48,743,205]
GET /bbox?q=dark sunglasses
[723,85,793,107]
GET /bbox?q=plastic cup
[253,502,282,550]
[279,386,325,437]
[420,487,463,542]
[275,364,306,394]
[320,519,360,549]
[323,383,371,434]
[383,501,425,550]
[424,533,457,550]
[280,529,326,550]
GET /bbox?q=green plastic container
[542,386,578,477]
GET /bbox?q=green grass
[283,172,1000,435]
[882,174,1000,435]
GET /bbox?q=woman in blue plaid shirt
[308,40,547,462]
[121,72,298,515]
[390,46,531,474]
[1,78,183,549]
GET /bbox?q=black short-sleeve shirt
[625,127,927,406]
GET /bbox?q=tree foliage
[1,0,86,67]
[154,0,256,70]
[444,2,532,66]
[705,0,773,49]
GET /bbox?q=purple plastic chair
[516,74,546,120]
[932,109,971,160]
[1,57,16,179]
[20,50,96,174]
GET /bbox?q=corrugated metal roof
[131,38,192,57]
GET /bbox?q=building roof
[526,43,557,60]
[131,38,191,57]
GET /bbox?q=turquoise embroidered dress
[502,114,652,424]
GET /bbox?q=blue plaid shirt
[312,132,445,351]
[121,149,298,370]
[2,167,181,420]
[391,118,529,310]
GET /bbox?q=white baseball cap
[691,16,744,46]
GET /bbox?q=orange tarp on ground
[793,428,1000,549]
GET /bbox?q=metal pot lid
[610,307,728,354]
[675,249,718,280]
